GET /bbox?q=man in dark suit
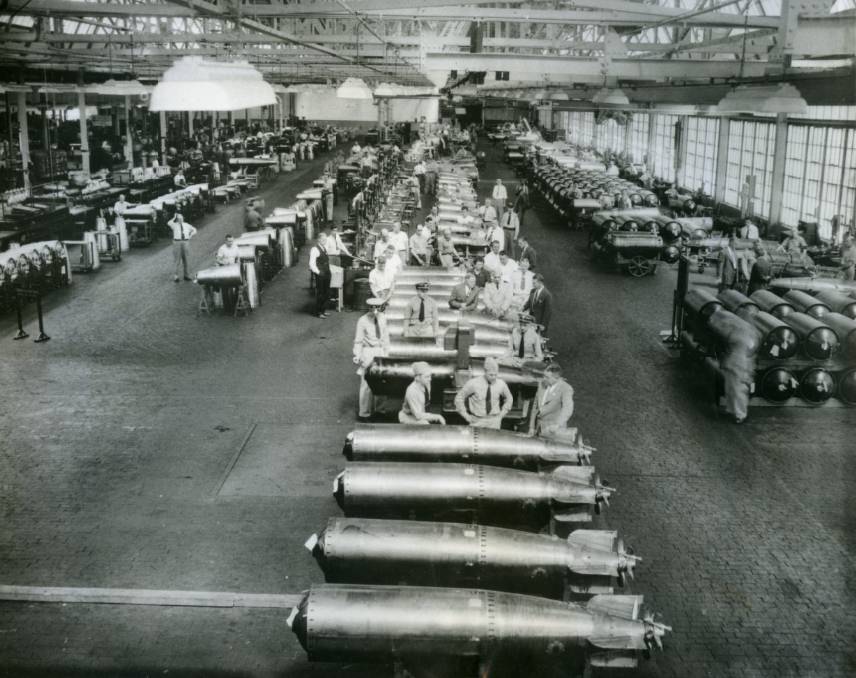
[517,236,538,269]
[523,273,553,334]
[747,241,773,295]
[718,233,749,293]
[448,272,480,311]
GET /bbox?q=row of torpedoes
[286,424,672,675]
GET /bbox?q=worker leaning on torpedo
[353,297,391,421]
[398,361,446,426]
[454,356,513,430]
[530,363,576,440]
[402,281,441,341]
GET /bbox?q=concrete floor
[1,141,854,678]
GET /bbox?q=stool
[197,285,213,316]
[234,285,252,317]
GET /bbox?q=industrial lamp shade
[591,87,630,106]
[336,77,373,99]
[548,90,569,101]
[716,83,808,114]
[149,57,277,112]
[88,79,150,97]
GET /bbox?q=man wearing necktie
[530,363,576,440]
[501,208,519,259]
[399,361,446,425]
[403,281,440,340]
[352,298,391,420]
[508,313,542,362]
[516,236,537,270]
[523,273,553,335]
[167,213,197,282]
[511,257,534,311]
[454,357,513,430]
[309,232,332,318]
[449,272,480,311]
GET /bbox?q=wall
[294,91,438,123]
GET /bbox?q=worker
[718,234,750,293]
[373,229,391,261]
[324,224,351,267]
[747,241,773,294]
[840,235,856,281]
[617,190,633,210]
[530,363,576,439]
[389,221,408,260]
[215,234,240,265]
[778,227,807,255]
[483,241,503,277]
[492,178,508,224]
[458,205,475,225]
[482,198,498,232]
[508,313,543,361]
[173,168,187,188]
[498,251,519,286]
[482,271,514,320]
[399,362,446,425]
[244,200,263,231]
[166,212,197,283]
[471,257,491,288]
[485,220,505,253]
[605,162,620,177]
[500,208,520,258]
[321,172,335,225]
[437,229,462,268]
[516,236,537,270]
[454,356,513,430]
[523,273,553,335]
[514,180,530,227]
[711,307,759,424]
[308,232,332,319]
[368,256,395,301]
[384,245,403,278]
[403,281,440,340]
[740,218,760,241]
[111,193,132,252]
[449,272,480,311]
[510,256,535,310]
[352,297,390,421]
[409,225,430,266]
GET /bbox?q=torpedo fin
[567,530,618,552]
[304,533,318,552]
[549,465,595,484]
[586,594,642,620]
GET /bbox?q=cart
[591,231,667,277]
[94,230,122,262]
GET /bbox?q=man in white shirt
[482,272,514,320]
[510,256,535,309]
[373,229,391,261]
[369,257,395,301]
[458,205,475,225]
[389,222,408,259]
[485,221,505,252]
[500,209,520,258]
[167,213,197,282]
[491,179,508,223]
[413,160,426,194]
[482,198,498,228]
[384,245,403,278]
[409,225,430,266]
[739,219,760,240]
[173,169,187,188]
[308,232,332,318]
[498,251,519,286]
[353,297,391,420]
[483,240,503,276]
[215,234,241,265]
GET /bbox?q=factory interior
[0,1,855,677]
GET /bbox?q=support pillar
[16,91,31,190]
[78,91,90,174]
[188,110,194,137]
[713,118,730,204]
[645,111,656,172]
[124,96,134,169]
[278,95,284,132]
[159,111,167,165]
[768,113,789,227]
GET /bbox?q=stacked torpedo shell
[288,424,671,674]
[681,284,856,407]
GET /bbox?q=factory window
[594,117,626,156]
[723,119,776,219]
[495,71,510,81]
[628,113,649,164]
[650,114,679,183]
[566,111,595,146]
[781,124,854,239]
[680,116,718,196]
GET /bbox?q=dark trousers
[315,272,331,315]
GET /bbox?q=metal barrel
[799,367,835,404]
[770,277,856,296]
[289,585,667,665]
[758,367,799,402]
[334,462,612,527]
[308,518,638,596]
[838,368,856,405]
[386,342,509,360]
[814,290,856,319]
[384,306,512,330]
[236,232,274,248]
[684,287,722,320]
[780,312,839,360]
[385,322,510,346]
[718,289,759,315]
[343,424,593,468]
[365,357,544,397]
[782,290,830,318]
[820,313,856,362]
[606,233,662,249]
[195,264,242,286]
[739,310,799,360]
[750,290,795,318]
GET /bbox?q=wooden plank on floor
[0,585,302,609]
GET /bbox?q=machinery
[334,462,613,529]
[0,241,71,313]
[343,424,593,469]
[590,229,676,277]
[288,585,669,673]
[307,518,637,597]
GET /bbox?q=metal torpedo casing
[837,367,856,405]
[307,518,639,597]
[736,309,799,360]
[758,367,799,402]
[343,424,594,469]
[781,312,839,360]
[799,367,836,403]
[385,321,510,346]
[288,585,669,668]
[385,341,509,360]
[195,263,242,287]
[814,290,856,320]
[770,276,856,296]
[384,306,514,332]
[783,289,830,318]
[750,290,795,318]
[333,462,613,528]
[821,312,856,362]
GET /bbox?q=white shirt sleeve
[309,247,320,275]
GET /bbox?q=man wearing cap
[403,282,440,340]
[482,271,514,320]
[353,298,390,420]
[530,363,576,440]
[508,313,542,361]
[399,362,446,425]
[492,178,508,224]
[523,273,553,334]
[369,256,395,301]
[501,207,520,258]
[454,356,513,430]
[449,272,480,311]
[739,218,760,241]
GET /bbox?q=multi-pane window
[594,118,626,155]
[723,119,776,219]
[680,116,719,195]
[628,113,649,163]
[565,111,595,146]
[650,114,679,182]
[782,124,854,238]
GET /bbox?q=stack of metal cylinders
[683,283,855,405]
